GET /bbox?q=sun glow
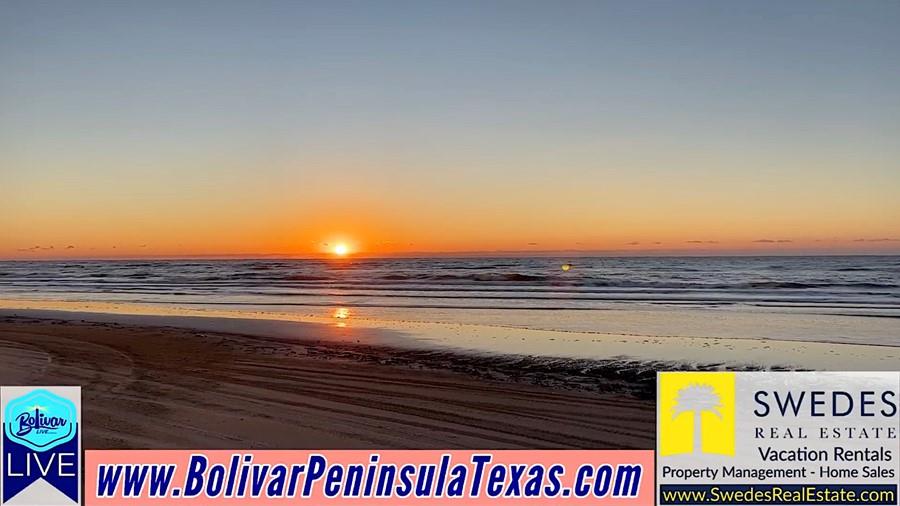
[333,307,350,327]
[333,243,349,256]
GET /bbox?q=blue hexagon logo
[4,389,77,452]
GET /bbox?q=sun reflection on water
[332,307,350,327]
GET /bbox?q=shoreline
[0,308,673,400]
[1,300,897,449]
[1,299,898,372]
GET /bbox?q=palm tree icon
[673,384,723,454]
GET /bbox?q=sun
[333,243,349,256]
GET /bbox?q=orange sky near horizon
[2,129,899,259]
[3,169,899,259]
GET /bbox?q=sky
[1,0,899,258]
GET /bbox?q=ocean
[1,256,898,348]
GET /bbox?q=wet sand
[0,315,655,450]
[2,299,896,373]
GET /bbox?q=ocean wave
[1,276,898,291]
[424,273,550,282]
[2,257,899,313]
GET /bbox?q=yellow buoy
[561,263,572,272]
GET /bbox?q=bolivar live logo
[1,386,81,506]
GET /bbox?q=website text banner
[85,450,652,505]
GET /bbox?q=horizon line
[3,248,900,261]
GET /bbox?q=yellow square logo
[658,372,735,456]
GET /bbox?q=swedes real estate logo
[1,387,80,506]
[657,372,899,505]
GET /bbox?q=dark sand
[0,316,655,449]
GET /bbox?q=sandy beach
[0,313,655,450]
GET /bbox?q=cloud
[853,238,899,243]
[753,239,793,244]
[65,245,75,249]
[527,242,539,246]
[685,240,718,244]
[626,241,640,246]
[15,245,56,252]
